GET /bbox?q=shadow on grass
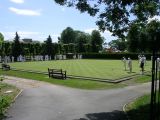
[126,104,150,120]
[74,110,127,120]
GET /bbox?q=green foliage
[59,27,76,44]
[127,24,140,52]
[0,97,9,117]
[146,20,160,51]
[54,0,159,38]
[127,20,160,52]
[0,33,4,44]
[82,53,152,60]
[12,32,22,59]
[0,69,125,90]
[108,39,126,51]
[45,35,53,57]
[58,27,103,53]
[91,30,104,52]
[126,95,151,120]
[0,33,4,56]
[0,83,19,119]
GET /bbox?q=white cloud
[9,7,41,16]
[84,28,117,42]
[10,0,24,4]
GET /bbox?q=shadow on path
[74,110,127,120]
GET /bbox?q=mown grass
[125,93,160,120]
[134,75,151,83]
[0,70,125,90]
[8,59,152,80]
[0,82,20,119]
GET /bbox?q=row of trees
[0,28,104,59]
[108,20,160,52]
[59,27,104,52]
[54,0,160,53]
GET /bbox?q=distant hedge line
[82,53,154,60]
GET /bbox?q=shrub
[82,53,153,60]
[0,96,9,118]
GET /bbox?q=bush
[0,96,9,118]
[82,53,153,60]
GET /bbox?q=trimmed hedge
[82,53,153,60]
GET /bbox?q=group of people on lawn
[122,55,160,74]
[122,55,146,74]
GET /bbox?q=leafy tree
[54,0,159,38]
[146,20,160,51]
[34,43,42,55]
[127,20,160,52]
[138,29,148,52]
[59,27,76,44]
[0,33,4,44]
[68,43,76,53]
[108,39,126,51]
[3,42,12,56]
[91,30,103,52]
[45,35,53,57]
[0,33,4,56]
[74,30,91,44]
[127,24,140,52]
[12,32,22,60]
[76,32,91,53]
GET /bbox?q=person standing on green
[128,58,132,73]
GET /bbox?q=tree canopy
[127,20,160,52]
[0,32,4,44]
[12,32,22,59]
[54,0,160,38]
[59,27,76,44]
[45,35,53,57]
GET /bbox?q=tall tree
[127,20,160,52]
[45,35,53,57]
[91,30,103,52]
[75,31,91,53]
[0,33,4,56]
[59,27,76,44]
[12,32,22,60]
[146,20,160,51]
[127,24,140,52]
[0,33,4,44]
[54,0,159,38]
[108,39,126,51]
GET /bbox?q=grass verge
[0,69,126,90]
[0,82,20,119]
[125,93,160,120]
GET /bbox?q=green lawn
[125,93,160,120]
[0,70,125,90]
[8,59,152,80]
[125,94,150,120]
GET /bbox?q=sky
[0,0,118,43]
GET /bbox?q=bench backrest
[48,68,62,73]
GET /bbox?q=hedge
[82,53,153,60]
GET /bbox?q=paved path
[4,76,151,120]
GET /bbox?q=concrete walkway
[4,76,151,120]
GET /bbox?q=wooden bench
[1,64,10,70]
[48,68,66,79]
